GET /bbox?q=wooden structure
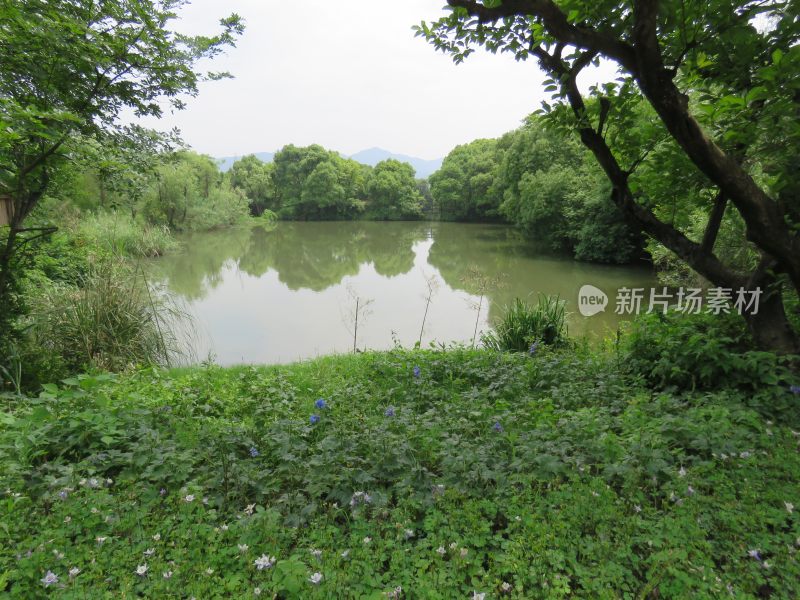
[0,196,11,227]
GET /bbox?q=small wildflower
[310,414,320,424]
[501,581,512,592]
[254,554,275,570]
[363,537,372,545]
[404,529,414,540]
[472,592,486,600]
[634,505,642,513]
[413,366,421,378]
[309,572,323,585]
[432,484,445,497]
[493,421,503,433]
[310,548,322,559]
[159,488,167,496]
[163,570,173,579]
[64,516,71,523]
[460,547,468,558]
[785,501,794,514]
[436,546,446,556]
[90,507,99,514]
[514,515,521,521]
[53,550,64,560]
[96,536,107,545]
[79,479,86,486]
[789,384,800,395]
[152,533,161,541]
[244,503,256,515]
[449,542,458,550]
[41,571,58,587]
[254,588,261,596]
[203,496,209,505]
[739,451,751,459]
[239,544,249,553]
[184,494,195,503]
[748,549,762,561]
[687,485,695,496]
[315,398,327,409]
[529,341,539,355]
[385,406,395,417]
[59,489,68,500]
[350,491,372,507]
[341,549,350,558]
[144,548,155,557]
[678,466,686,478]
[68,567,80,578]
[87,478,100,489]
[249,447,260,458]
[205,568,214,575]
[135,564,148,577]
[106,478,113,486]
[221,524,229,531]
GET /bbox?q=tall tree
[418,0,800,352]
[0,0,243,335]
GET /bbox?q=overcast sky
[135,0,614,159]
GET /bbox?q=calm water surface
[147,221,655,365]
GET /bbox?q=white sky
[134,0,616,159]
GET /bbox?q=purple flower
[315,398,327,409]
[249,447,260,458]
[58,490,68,500]
[413,366,421,379]
[529,342,539,355]
[493,422,503,433]
[385,406,395,417]
[748,549,762,561]
[159,488,167,496]
[310,414,320,425]
[790,385,800,395]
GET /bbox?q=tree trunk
[742,288,800,354]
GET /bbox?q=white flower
[436,546,446,555]
[64,516,71,523]
[785,501,795,514]
[341,549,350,558]
[591,491,599,497]
[221,524,229,531]
[41,571,58,587]
[152,533,161,541]
[449,542,457,550]
[386,585,403,599]
[163,570,173,579]
[363,537,372,545]
[254,588,262,596]
[472,592,486,600]
[68,567,80,578]
[514,515,521,522]
[184,494,195,503]
[202,497,209,505]
[254,554,275,570]
[244,503,256,515]
[90,507,99,514]
[404,529,414,539]
[238,544,249,553]
[309,572,323,585]
[459,548,468,558]
[79,479,87,486]
[687,486,695,496]
[501,581,512,592]
[205,568,214,575]
[135,564,148,577]
[53,550,64,560]
[96,536,107,545]
[678,466,686,477]
[144,548,155,557]
[634,505,642,513]
[106,478,113,486]
[310,548,322,558]
[739,451,751,459]
[87,478,100,489]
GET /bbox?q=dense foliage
[1,349,798,597]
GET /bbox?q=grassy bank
[1,348,799,598]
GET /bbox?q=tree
[0,0,243,336]
[430,138,502,221]
[229,155,276,216]
[366,160,424,220]
[418,0,800,352]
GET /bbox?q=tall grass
[482,295,568,352]
[23,257,188,381]
[77,211,178,257]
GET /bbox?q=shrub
[77,211,177,257]
[20,257,185,384]
[482,295,568,352]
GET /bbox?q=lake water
[147,221,656,365]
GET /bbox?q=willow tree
[0,0,243,336]
[417,0,799,352]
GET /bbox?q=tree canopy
[417,0,800,352]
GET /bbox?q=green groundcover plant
[1,349,799,598]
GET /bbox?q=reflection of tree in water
[150,221,429,299]
[148,226,253,299]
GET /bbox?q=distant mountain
[348,148,443,179]
[216,147,443,178]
